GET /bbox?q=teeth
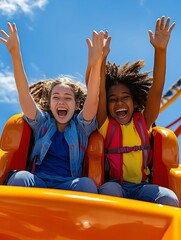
[116,109,127,112]
[58,107,67,111]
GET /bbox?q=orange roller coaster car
[0,113,181,240]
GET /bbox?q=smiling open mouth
[57,109,67,116]
[116,109,128,118]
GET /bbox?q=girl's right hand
[0,22,20,55]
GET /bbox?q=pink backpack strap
[105,117,123,183]
[133,112,152,181]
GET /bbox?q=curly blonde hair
[29,77,87,114]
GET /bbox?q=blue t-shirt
[35,130,71,177]
[23,109,97,180]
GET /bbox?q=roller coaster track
[160,78,181,137]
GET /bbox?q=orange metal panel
[0,186,181,240]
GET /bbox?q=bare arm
[96,57,107,128]
[82,31,105,121]
[144,16,176,129]
[97,35,111,128]
[85,31,111,127]
[0,23,36,120]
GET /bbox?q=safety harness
[105,112,152,183]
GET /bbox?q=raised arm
[0,22,37,120]
[85,31,111,126]
[144,16,176,129]
[82,31,105,121]
[97,32,111,128]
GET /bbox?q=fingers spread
[0,30,9,39]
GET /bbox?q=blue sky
[0,0,180,159]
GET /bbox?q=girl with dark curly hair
[86,17,179,207]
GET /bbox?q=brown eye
[122,95,130,100]
[109,98,117,103]
[65,97,72,101]
[52,96,59,100]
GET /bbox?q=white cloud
[0,0,48,17]
[0,69,18,103]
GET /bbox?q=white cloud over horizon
[0,0,48,17]
[0,70,18,103]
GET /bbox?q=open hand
[0,22,20,55]
[86,30,111,66]
[148,16,176,49]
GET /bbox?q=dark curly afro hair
[105,60,153,112]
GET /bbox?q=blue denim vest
[23,108,97,178]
